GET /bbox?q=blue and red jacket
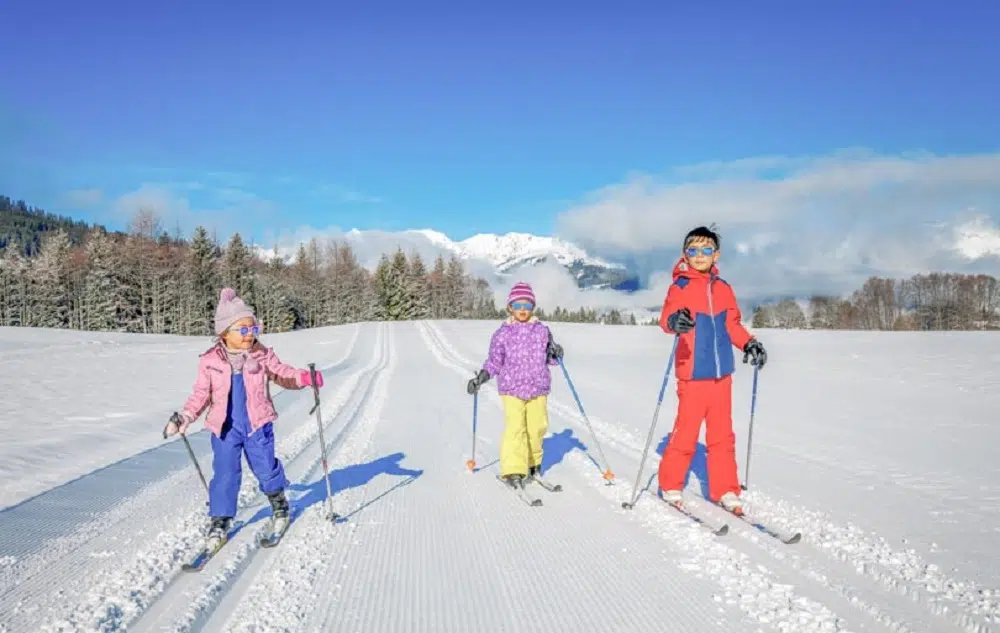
[658,258,753,381]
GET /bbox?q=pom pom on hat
[214,287,257,335]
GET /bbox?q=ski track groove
[4,325,366,633]
[1,364,365,633]
[407,322,735,632]
[6,320,995,633]
[191,323,396,633]
[0,322,362,599]
[123,323,389,633]
[421,321,970,633]
[429,320,1000,633]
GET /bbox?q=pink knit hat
[506,281,535,306]
[214,288,257,335]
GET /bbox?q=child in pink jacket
[163,288,324,549]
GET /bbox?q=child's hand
[467,370,489,394]
[667,308,695,333]
[300,369,324,388]
[162,412,193,438]
[546,340,564,362]
[742,339,767,369]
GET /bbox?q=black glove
[667,308,695,334]
[546,340,564,362]
[743,338,767,369]
[467,369,490,394]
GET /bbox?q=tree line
[751,273,1000,331]
[0,195,654,331]
[0,208,507,334]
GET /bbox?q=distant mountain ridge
[256,227,639,292]
[405,229,638,290]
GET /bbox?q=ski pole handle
[308,362,321,413]
[163,412,183,440]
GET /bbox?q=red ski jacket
[658,258,753,381]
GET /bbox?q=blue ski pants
[208,374,288,518]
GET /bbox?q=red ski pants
[657,375,740,502]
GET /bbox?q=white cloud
[556,149,1000,302]
[110,184,276,239]
[489,260,669,316]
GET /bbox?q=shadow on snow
[472,427,600,477]
[244,451,423,528]
[638,433,710,499]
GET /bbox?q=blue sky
[2,0,997,246]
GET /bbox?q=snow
[1,320,999,633]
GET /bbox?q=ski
[661,498,729,535]
[527,472,562,492]
[496,475,542,506]
[258,517,292,548]
[721,507,801,544]
[181,520,245,572]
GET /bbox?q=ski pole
[741,364,760,491]
[622,335,679,509]
[466,391,478,471]
[558,358,615,483]
[308,363,336,521]
[163,413,208,494]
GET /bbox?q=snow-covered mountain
[257,228,639,291]
[406,229,635,290]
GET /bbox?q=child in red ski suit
[657,226,767,514]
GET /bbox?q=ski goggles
[509,301,534,311]
[228,325,261,336]
[685,246,716,257]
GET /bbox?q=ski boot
[660,489,684,505]
[502,473,527,490]
[205,516,232,552]
[267,490,290,535]
[719,492,744,516]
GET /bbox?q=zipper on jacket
[706,278,721,378]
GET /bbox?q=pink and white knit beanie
[214,288,257,335]
[506,281,536,306]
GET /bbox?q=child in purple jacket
[467,282,564,491]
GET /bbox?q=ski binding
[496,475,542,506]
[182,520,244,572]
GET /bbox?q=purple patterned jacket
[482,316,558,401]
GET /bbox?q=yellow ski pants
[499,395,549,477]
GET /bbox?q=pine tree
[32,230,72,329]
[445,256,466,318]
[223,232,256,309]
[428,255,448,318]
[257,255,296,333]
[187,226,220,335]
[383,249,413,320]
[0,243,28,326]
[406,251,431,319]
[82,230,120,331]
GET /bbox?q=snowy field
[0,320,998,633]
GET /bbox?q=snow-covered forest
[0,206,498,335]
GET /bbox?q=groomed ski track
[0,321,995,633]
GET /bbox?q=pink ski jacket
[181,342,306,437]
